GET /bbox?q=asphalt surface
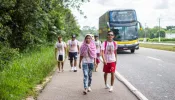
[117,47,175,100]
[37,58,138,100]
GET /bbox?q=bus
[99,9,142,53]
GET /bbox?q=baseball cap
[94,35,98,37]
[72,34,76,38]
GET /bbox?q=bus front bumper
[117,43,139,50]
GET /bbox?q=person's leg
[111,72,115,86]
[61,62,64,72]
[95,59,99,72]
[104,73,108,85]
[82,63,88,94]
[109,62,116,92]
[57,62,61,72]
[69,52,74,71]
[74,52,78,71]
[88,63,94,91]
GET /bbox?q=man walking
[94,35,101,72]
[55,36,67,73]
[101,31,118,92]
[67,34,79,72]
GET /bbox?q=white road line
[115,71,149,100]
[147,56,162,61]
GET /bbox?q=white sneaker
[74,67,77,70]
[87,87,92,92]
[109,86,113,92]
[105,84,110,89]
[71,67,74,71]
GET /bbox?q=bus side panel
[99,11,110,42]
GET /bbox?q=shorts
[69,52,78,61]
[57,55,64,62]
[96,53,100,64]
[103,62,116,73]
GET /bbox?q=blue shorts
[69,52,78,61]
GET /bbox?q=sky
[72,0,175,29]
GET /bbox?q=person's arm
[67,41,69,57]
[65,42,68,58]
[101,50,107,65]
[55,48,57,59]
[79,56,83,69]
[77,41,80,54]
[115,51,117,64]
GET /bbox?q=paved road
[117,48,175,100]
[37,58,138,100]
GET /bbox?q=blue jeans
[82,63,94,89]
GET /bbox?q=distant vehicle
[99,9,142,53]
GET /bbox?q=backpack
[104,41,117,55]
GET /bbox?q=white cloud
[72,0,175,29]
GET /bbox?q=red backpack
[104,41,117,54]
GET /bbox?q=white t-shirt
[95,40,101,53]
[67,39,79,52]
[55,41,66,55]
[101,41,118,63]
[82,45,94,63]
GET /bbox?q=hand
[79,64,81,69]
[103,60,107,65]
[94,63,97,68]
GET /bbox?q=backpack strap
[104,41,107,54]
[113,41,117,55]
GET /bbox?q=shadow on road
[117,50,133,54]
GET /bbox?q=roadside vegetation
[140,43,175,52]
[139,38,175,43]
[0,0,89,99]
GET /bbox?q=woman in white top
[79,34,96,95]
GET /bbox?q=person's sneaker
[105,84,110,89]
[74,67,77,72]
[70,67,74,72]
[87,87,92,92]
[83,89,88,95]
[109,86,113,92]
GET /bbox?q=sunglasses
[107,34,114,36]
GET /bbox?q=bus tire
[131,49,135,53]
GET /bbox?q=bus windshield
[109,10,136,22]
[112,26,138,41]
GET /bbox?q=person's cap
[72,34,76,38]
[94,35,98,37]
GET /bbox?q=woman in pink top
[79,34,96,95]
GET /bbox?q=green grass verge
[0,45,55,100]
[140,43,175,52]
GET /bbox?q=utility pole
[159,18,161,42]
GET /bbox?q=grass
[0,45,55,100]
[140,43,175,52]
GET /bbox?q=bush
[0,45,55,100]
[0,46,19,71]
